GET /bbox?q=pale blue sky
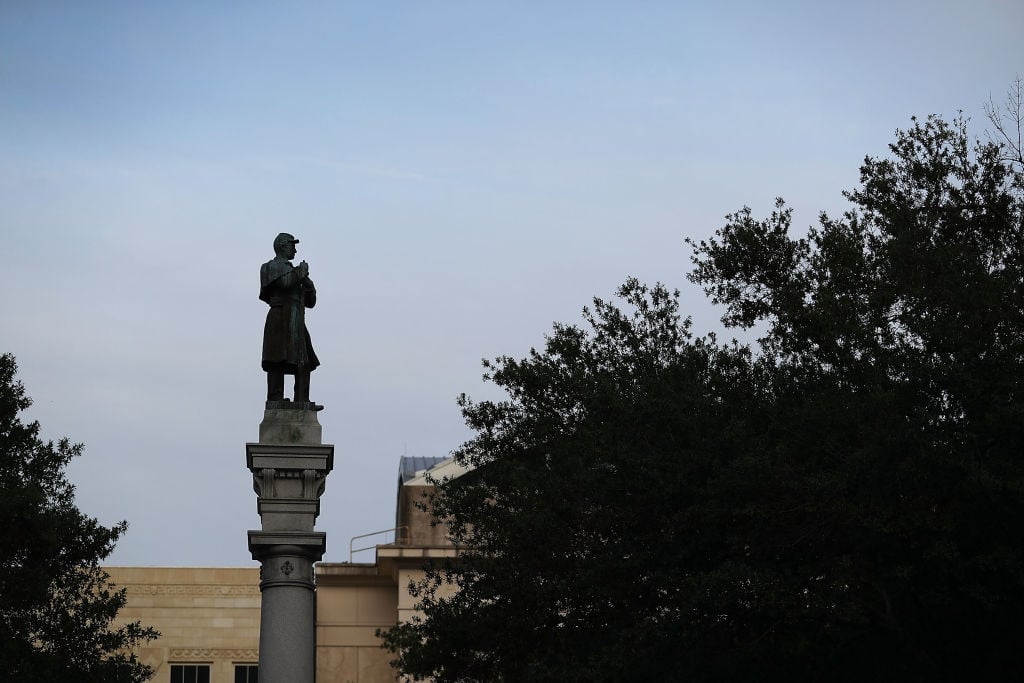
[2,1,1021,565]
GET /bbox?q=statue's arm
[275,269,302,289]
[303,278,317,308]
[260,260,304,302]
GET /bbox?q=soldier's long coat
[260,256,320,373]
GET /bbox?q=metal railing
[348,526,409,562]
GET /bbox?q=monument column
[247,408,333,683]
[250,232,329,683]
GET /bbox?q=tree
[382,109,1024,682]
[383,278,753,682]
[0,353,157,681]
[685,112,1024,680]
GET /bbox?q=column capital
[248,530,327,559]
[246,443,334,473]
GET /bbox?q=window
[235,664,259,683]
[170,664,210,683]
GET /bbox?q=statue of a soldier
[260,233,321,409]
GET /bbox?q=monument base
[265,400,323,411]
[259,407,323,444]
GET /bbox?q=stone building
[109,456,465,683]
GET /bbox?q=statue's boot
[294,370,324,411]
[267,371,285,403]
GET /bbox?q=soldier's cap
[274,232,299,248]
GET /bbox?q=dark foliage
[0,354,157,682]
[382,109,1024,681]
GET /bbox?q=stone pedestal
[247,409,333,683]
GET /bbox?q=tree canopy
[0,354,157,681]
[382,102,1024,682]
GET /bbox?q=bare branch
[985,76,1024,168]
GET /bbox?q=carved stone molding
[258,467,276,497]
[122,584,260,596]
[168,648,259,660]
[302,468,316,498]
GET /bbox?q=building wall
[109,457,465,682]
[397,483,449,546]
[316,565,399,683]
[107,567,261,683]
[110,565,404,683]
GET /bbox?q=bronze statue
[260,233,321,409]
